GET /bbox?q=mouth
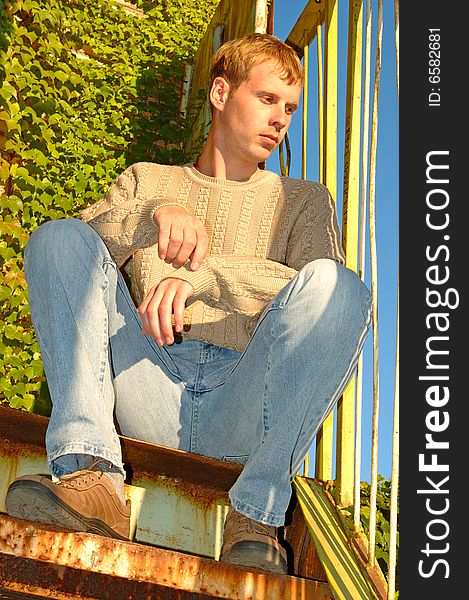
[259,134,279,145]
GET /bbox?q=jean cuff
[228,491,285,527]
[48,444,125,479]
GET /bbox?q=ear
[209,76,231,113]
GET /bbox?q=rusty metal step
[0,514,332,599]
[0,405,331,599]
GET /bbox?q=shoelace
[58,457,106,488]
[226,510,276,537]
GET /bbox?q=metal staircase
[0,404,338,599]
[0,0,399,597]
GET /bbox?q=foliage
[343,475,399,595]
[0,0,218,414]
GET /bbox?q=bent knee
[26,218,88,255]
[300,259,371,316]
[301,258,338,278]
[299,258,343,293]
[24,218,95,273]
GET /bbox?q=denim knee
[26,218,80,260]
[334,261,372,322]
[298,258,371,321]
[299,258,340,285]
[24,218,101,275]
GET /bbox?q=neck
[195,130,261,182]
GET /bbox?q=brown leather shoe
[219,507,288,574]
[5,461,131,540]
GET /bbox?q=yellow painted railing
[283,0,399,596]
[335,0,363,508]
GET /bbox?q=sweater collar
[183,163,275,187]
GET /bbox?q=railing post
[315,0,338,483]
[335,0,364,507]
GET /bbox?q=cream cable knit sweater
[80,162,345,352]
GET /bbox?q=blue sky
[266,0,399,479]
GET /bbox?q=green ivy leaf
[0,0,221,431]
[22,148,48,166]
[0,81,18,101]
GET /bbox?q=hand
[138,278,194,346]
[154,205,208,270]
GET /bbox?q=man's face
[215,59,303,167]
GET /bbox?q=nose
[270,105,288,131]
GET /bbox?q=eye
[262,96,274,104]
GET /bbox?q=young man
[6,33,371,574]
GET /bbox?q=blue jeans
[24,218,371,526]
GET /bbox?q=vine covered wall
[0,0,219,414]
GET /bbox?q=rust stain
[0,444,44,460]
[0,515,332,599]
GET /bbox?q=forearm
[83,199,158,267]
[161,255,297,316]
[80,164,191,267]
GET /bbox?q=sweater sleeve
[162,256,297,316]
[286,184,346,270]
[79,164,186,267]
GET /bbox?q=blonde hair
[209,33,303,94]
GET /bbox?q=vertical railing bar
[335,0,363,508]
[285,131,291,175]
[317,20,324,184]
[279,137,287,176]
[387,272,399,599]
[367,0,383,567]
[354,0,373,532]
[279,132,290,176]
[301,42,309,476]
[303,450,310,478]
[301,46,309,179]
[314,11,332,482]
[394,0,399,100]
[315,0,338,483]
[178,64,193,120]
[302,44,309,181]
[314,416,334,481]
[353,358,364,528]
[387,3,399,590]
[323,0,338,199]
[254,0,269,33]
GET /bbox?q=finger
[190,225,209,270]
[173,228,197,268]
[139,286,165,345]
[173,284,191,332]
[138,287,156,334]
[139,309,150,336]
[157,222,170,261]
[146,306,165,346]
[164,224,184,264]
[158,285,177,344]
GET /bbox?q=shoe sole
[220,541,288,574]
[6,479,129,541]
